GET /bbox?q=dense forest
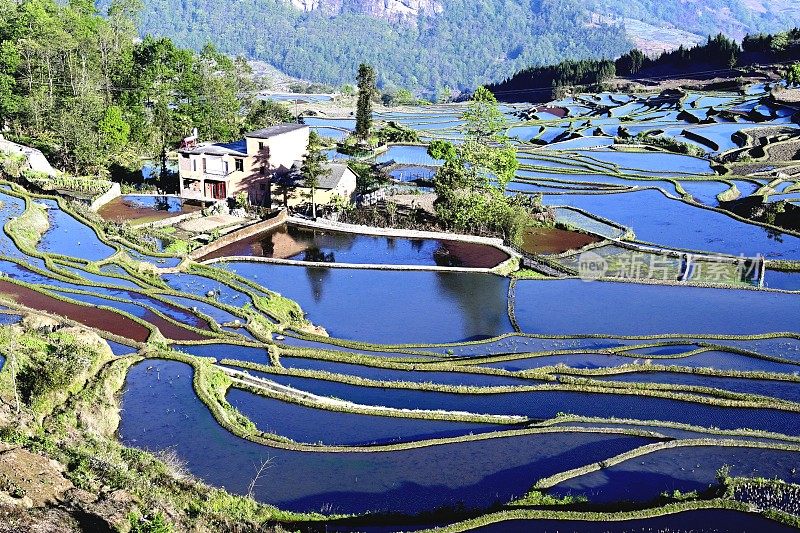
[99,0,800,91]
[103,0,632,91]
[0,0,292,177]
[488,30,800,102]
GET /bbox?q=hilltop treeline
[0,0,292,176]
[108,0,634,93]
[489,29,800,102]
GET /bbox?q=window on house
[224,161,229,175]
[202,158,207,172]
[192,159,197,172]
[258,142,264,151]
[235,158,244,172]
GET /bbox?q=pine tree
[301,131,328,219]
[355,64,376,140]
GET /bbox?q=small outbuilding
[270,162,357,209]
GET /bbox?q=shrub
[129,512,174,533]
[15,332,98,407]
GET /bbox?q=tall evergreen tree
[301,130,328,219]
[355,63,376,140]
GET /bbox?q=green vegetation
[429,88,553,245]
[5,199,48,251]
[0,0,291,183]
[118,0,800,91]
[616,133,707,158]
[788,62,800,86]
[488,58,617,101]
[301,131,328,218]
[490,30,800,101]
[120,0,635,91]
[375,121,420,144]
[0,325,322,530]
[355,63,377,140]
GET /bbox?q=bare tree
[247,457,273,499]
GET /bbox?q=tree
[98,105,130,152]
[244,100,293,132]
[355,63,376,140]
[375,121,418,143]
[301,131,328,219]
[616,49,646,76]
[462,87,507,142]
[788,63,800,86]
[427,139,457,162]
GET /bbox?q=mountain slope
[118,0,800,91]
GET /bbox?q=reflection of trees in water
[257,234,277,257]
[290,225,358,255]
[433,244,463,267]
[305,265,331,303]
[410,239,424,252]
[434,272,508,339]
[303,247,336,263]
[153,196,171,212]
[766,228,784,243]
[157,163,179,194]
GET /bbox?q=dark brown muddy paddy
[98,195,201,224]
[537,106,568,118]
[522,226,602,255]
[0,280,151,342]
[0,281,208,342]
[199,224,510,268]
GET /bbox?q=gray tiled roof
[245,123,308,139]
[275,162,352,190]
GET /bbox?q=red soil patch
[141,309,208,342]
[0,281,209,342]
[0,280,150,342]
[537,106,568,118]
[435,240,511,269]
[522,227,601,255]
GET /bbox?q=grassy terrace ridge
[220,358,800,417]
[0,83,798,526]
[416,499,791,532]
[280,330,800,352]
[0,326,330,530]
[531,438,800,490]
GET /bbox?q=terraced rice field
[2,80,800,530]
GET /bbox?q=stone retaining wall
[188,210,288,260]
[144,210,203,229]
[89,182,121,211]
[202,254,499,273]
[290,216,518,255]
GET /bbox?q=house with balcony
[177,123,310,205]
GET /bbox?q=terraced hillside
[1,79,800,530]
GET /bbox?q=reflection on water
[224,263,514,343]
[119,360,652,514]
[201,225,509,268]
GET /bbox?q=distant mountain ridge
[287,0,442,23]
[114,0,800,91]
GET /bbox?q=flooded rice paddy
[1,81,800,529]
